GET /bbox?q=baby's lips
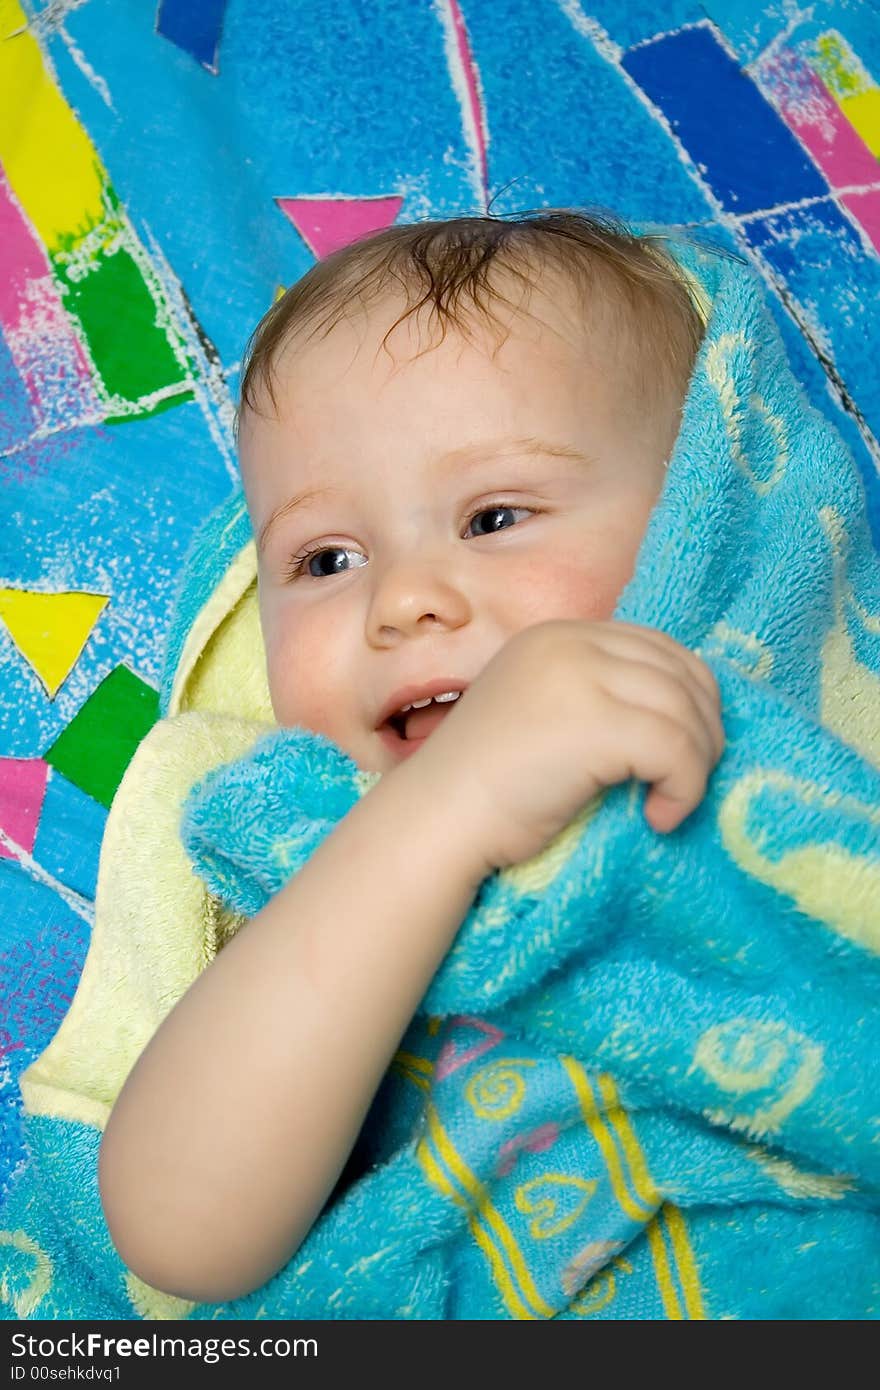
[374,678,471,730]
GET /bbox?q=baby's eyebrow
[257,435,592,554]
[258,484,339,555]
[443,435,593,470]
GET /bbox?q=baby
[97,209,725,1304]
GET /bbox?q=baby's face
[239,275,676,773]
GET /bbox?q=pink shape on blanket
[0,757,49,860]
[759,45,880,188]
[275,194,404,259]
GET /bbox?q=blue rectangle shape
[32,767,107,902]
[622,24,828,214]
[745,198,880,449]
[156,0,226,72]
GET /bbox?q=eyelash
[283,502,539,582]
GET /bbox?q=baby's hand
[416,619,725,873]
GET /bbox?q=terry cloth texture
[3,237,880,1321]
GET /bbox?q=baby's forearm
[98,753,490,1304]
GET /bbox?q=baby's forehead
[239,228,703,463]
[237,258,686,483]
[270,276,613,398]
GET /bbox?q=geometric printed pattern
[275,195,405,260]
[43,665,159,809]
[408,1030,706,1320]
[0,589,108,698]
[156,0,228,75]
[2,0,880,1312]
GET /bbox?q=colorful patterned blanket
[3,230,880,1320]
[2,0,880,1321]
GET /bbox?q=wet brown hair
[237,206,707,433]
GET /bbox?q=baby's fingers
[592,625,725,763]
[643,786,699,834]
[609,705,713,833]
[599,660,723,778]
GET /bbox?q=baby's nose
[365,559,472,642]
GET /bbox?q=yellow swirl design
[692,1018,823,1134]
[704,332,788,495]
[718,769,880,953]
[569,1256,632,1316]
[702,620,774,681]
[0,1229,53,1318]
[465,1058,535,1120]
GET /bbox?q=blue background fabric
[2,0,880,1313]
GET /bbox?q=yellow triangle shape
[273,284,287,302]
[0,588,109,698]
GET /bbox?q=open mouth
[379,692,463,750]
[378,715,426,759]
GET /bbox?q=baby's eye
[285,505,534,582]
[285,546,367,580]
[465,504,533,537]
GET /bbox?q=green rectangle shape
[55,240,190,406]
[45,665,160,809]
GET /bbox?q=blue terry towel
[3,235,880,1320]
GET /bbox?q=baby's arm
[99,618,722,1306]
[98,749,490,1305]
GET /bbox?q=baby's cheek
[263,622,342,738]
[576,558,640,621]
[558,515,656,620]
[265,658,297,727]
[519,553,628,626]
[260,618,301,726]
